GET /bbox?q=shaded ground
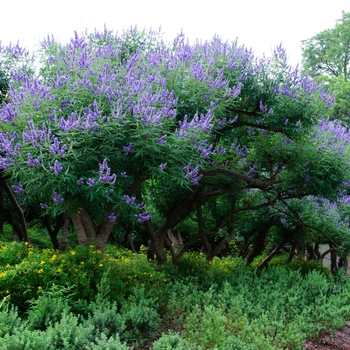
[303,321,350,349]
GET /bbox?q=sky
[2,0,350,67]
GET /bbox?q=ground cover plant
[1,240,350,349]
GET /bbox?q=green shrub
[86,333,129,350]
[45,311,94,349]
[0,328,50,349]
[152,332,199,350]
[0,298,24,337]
[223,336,259,350]
[27,285,73,330]
[120,287,161,345]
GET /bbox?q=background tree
[301,11,350,122]
[301,11,350,80]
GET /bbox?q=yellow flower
[37,268,43,274]
[50,254,57,262]
[70,251,76,255]
[40,260,45,265]
[57,268,61,273]
[99,263,103,267]
[0,272,7,278]
[38,286,42,290]
[5,290,9,294]
[24,241,29,246]
[80,261,85,265]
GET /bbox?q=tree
[301,11,350,80]
[0,28,349,268]
[301,12,350,122]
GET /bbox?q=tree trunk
[144,220,167,264]
[256,229,298,272]
[71,209,115,254]
[60,214,69,251]
[0,178,29,242]
[245,221,274,265]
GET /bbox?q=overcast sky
[2,0,350,67]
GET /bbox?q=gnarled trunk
[71,209,115,254]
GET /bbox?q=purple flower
[159,163,167,170]
[77,177,83,185]
[40,203,48,209]
[284,119,289,126]
[183,163,202,185]
[26,153,41,167]
[156,135,166,145]
[108,213,116,222]
[201,145,213,159]
[86,178,95,187]
[134,211,150,223]
[98,159,116,184]
[12,184,24,194]
[259,100,267,112]
[50,160,63,175]
[280,218,286,226]
[123,143,133,154]
[53,192,63,203]
[123,195,136,205]
[296,120,301,127]
[121,172,127,178]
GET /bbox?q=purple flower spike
[86,178,95,187]
[159,163,167,170]
[134,211,150,223]
[50,160,63,175]
[12,184,24,194]
[53,192,63,203]
[108,213,116,222]
[123,143,133,154]
[123,195,136,205]
[259,100,267,112]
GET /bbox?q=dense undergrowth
[0,236,349,349]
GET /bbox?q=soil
[303,321,350,349]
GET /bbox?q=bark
[208,226,235,260]
[256,229,299,272]
[245,221,274,265]
[329,243,338,275]
[71,209,115,254]
[0,178,29,242]
[95,220,115,254]
[144,220,167,264]
[286,241,297,263]
[197,203,211,256]
[39,213,63,250]
[60,214,69,251]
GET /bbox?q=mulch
[303,321,350,349]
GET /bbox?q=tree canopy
[0,28,349,268]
